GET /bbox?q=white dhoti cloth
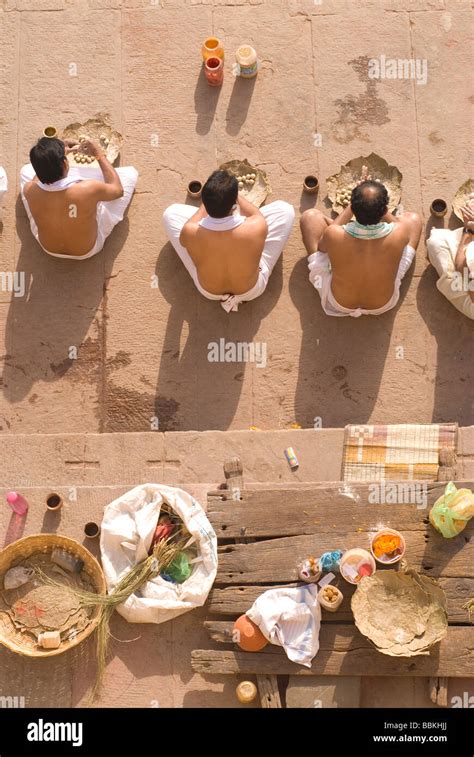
[427,227,474,320]
[20,163,138,259]
[308,244,416,317]
[162,200,295,311]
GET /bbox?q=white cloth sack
[247,584,321,667]
[100,483,218,624]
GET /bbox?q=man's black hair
[351,180,389,225]
[202,170,238,218]
[29,138,66,184]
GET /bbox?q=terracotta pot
[84,522,100,540]
[303,175,319,194]
[430,198,447,217]
[233,614,268,652]
[46,493,63,511]
[187,180,203,198]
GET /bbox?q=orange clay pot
[233,614,268,652]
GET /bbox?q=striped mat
[342,423,458,482]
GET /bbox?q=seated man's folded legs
[92,166,139,255]
[19,164,39,236]
[259,200,295,275]
[300,208,333,255]
[402,211,422,251]
[162,203,201,281]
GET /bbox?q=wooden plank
[206,578,474,625]
[207,482,474,539]
[256,674,281,708]
[429,676,449,707]
[223,457,244,496]
[192,625,474,678]
[216,529,473,584]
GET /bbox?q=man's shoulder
[68,179,102,193]
[321,223,344,243]
[239,214,267,236]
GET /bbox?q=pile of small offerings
[72,135,109,165]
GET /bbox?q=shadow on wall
[416,265,474,425]
[1,194,131,428]
[288,255,414,428]
[153,230,283,431]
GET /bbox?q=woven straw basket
[0,534,106,658]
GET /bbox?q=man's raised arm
[83,138,123,201]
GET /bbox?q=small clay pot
[43,126,58,139]
[430,198,447,217]
[187,180,203,199]
[202,37,224,62]
[233,614,268,652]
[46,493,63,511]
[236,681,257,704]
[303,175,319,194]
[204,56,224,86]
[84,522,100,539]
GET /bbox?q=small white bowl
[340,548,376,585]
[370,528,406,565]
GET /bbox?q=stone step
[0,427,472,488]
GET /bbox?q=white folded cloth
[247,584,321,667]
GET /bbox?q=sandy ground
[0,0,472,710]
[0,0,472,435]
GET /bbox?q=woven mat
[342,423,458,482]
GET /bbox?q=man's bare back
[321,220,411,310]
[179,195,267,295]
[24,180,107,256]
[23,137,124,257]
[301,172,422,314]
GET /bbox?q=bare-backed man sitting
[301,172,421,317]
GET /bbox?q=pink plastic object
[358,563,373,578]
[6,491,29,516]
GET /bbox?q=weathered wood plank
[216,529,473,584]
[207,482,474,539]
[192,625,474,678]
[206,578,474,625]
[256,675,281,708]
[429,676,449,707]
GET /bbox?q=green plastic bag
[164,552,192,584]
[429,482,474,538]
